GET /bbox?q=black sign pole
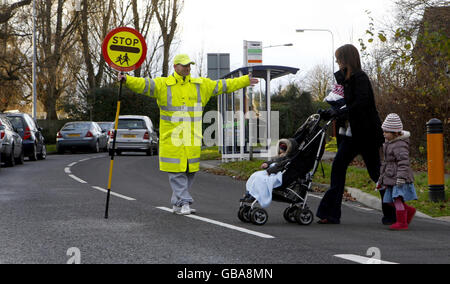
[105,71,124,219]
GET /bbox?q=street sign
[207,53,230,80]
[244,40,263,67]
[102,27,147,72]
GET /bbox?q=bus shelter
[218,65,299,161]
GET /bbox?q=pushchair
[237,113,333,226]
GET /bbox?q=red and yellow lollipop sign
[102,27,147,72]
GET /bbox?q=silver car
[108,115,158,156]
[56,121,108,154]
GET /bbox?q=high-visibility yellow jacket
[125,71,250,173]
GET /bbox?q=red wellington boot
[404,204,416,225]
[390,210,408,230]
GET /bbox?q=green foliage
[201,146,221,160]
[359,3,449,159]
[271,83,320,138]
[91,84,160,128]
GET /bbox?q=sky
[177,0,396,88]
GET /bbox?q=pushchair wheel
[295,209,314,225]
[238,205,251,223]
[250,208,268,226]
[283,206,299,223]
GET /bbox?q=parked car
[96,121,114,142]
[56,121,108,154]
[97,122,114,134]
[6,112,46,161]
[0,114,24,167]
[108,115,158,156]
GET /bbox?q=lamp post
[32,0,37,119]
[296,29,335,74]
[263,43,294,49]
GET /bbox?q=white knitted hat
[382,113,403,132]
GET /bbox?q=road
[0,153,449,264]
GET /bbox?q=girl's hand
[375,182,382,191]
[261,163,269,169]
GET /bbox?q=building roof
[221,65,299,81]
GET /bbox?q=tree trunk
[153,0,182,77]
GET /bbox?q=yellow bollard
[426,118,446,202]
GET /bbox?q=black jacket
[334,69,384,149]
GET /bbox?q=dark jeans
[316,136,396,223]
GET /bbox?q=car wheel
[15,149,24,165]
[146,149,152,156]
[29,144,38,161]
[57,145,64,154]
[6,145,15,167]
[92,141,99,153]
[37,145,47,160]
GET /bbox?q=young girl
[378,113,417,230]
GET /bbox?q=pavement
[200,152,450,223]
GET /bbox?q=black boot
[380,190,396,225]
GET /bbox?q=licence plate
[68,134,80,137]
[122,134,136,138]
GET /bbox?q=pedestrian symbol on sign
[115,53,130,66]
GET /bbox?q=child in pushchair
[237,113,332,226]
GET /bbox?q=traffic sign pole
[105,72,124,219]
[102,27,147,219]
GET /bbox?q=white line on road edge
[156,207,275,239]
[69,174,87,184]
[92,186,136,201]
[64,167,71,174]
[309,193,374,211]
[334,254,398,264]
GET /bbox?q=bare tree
[78,0,114,93]
[304,64,333,101]
[0,0,31,25]
[36,0,80,120]
[192,46,206,77]
[152,0,183,76]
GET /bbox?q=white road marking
[309,193,374,211]
[64,157,136,201]
[92,186,136,201]
[69,174,87,184]
[156,207,275,239]
[334,254,398,264]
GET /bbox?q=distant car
[96,121,114,142]
[108,115,158,156]
[97,122,114,134]
[0,114,24,167]
[56,121,108,154]
[6,112,46,161]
